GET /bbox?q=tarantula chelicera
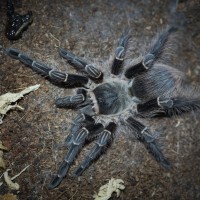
[6,27,200,189]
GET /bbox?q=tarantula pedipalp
[6,27,200,189]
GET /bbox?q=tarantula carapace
[6,27,200,189]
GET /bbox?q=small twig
[69,188,78,200]
[11,165,30,180]
[175,119,181,127]
[50,25,63,29]
[18,112,29,122]
[55,190,68,200]
[49,33,61,47]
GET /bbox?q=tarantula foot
[59,48,86,69]
[6,48,20,59]
[48,176,63,189]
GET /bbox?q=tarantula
[6,27,200,189]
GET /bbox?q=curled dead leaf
[93,178,125,200]
[4,170,20,190]
[0,193,18,200]
[0,84,40,123]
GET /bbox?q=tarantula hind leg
[111,29,131,75]
[125,27,177,78]
[137,96,200,117]
[73,122,116,176]
[6,48,89,87]
[59,48,103,80]
[48,123,104,189]
[126,117,171,169]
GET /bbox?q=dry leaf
[0,84,40,123]
[0,151,6,168]
[0,141,8,169]
[0,141,9,151]
[0,193,18,200]
[2,165,30,190]
[4,170,20,190]
[93,178,125,200]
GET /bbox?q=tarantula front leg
[59,48,103,80]
[111,29,131,75]
[48,122,104,189]
[126,117,171,169]
[6,48,89,87]
[73,122,117,176]
[125,27,176,78]
[137,96,200,117]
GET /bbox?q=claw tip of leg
[48,176,62,189]
[162,160,172,170]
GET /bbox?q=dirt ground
[0,0,200,199]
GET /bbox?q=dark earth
[0,0,200,199]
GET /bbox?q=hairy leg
[111,29,131,75]
[73,122,116,176]
[125,27,176,78]
[6,48,89,87]
[125,117,171,169]
[59,48,103,80]
[48,122,104,189]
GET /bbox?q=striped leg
[126,117,171,169]
[65,113,95,147]
[59,48,103,80]
[73,122,116,176]
[48,123,104,189]
[125,27,177,78]
[6,48,89,87]
[55,89,87,109]
[137,96,200,118]
[111,29,131,75]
